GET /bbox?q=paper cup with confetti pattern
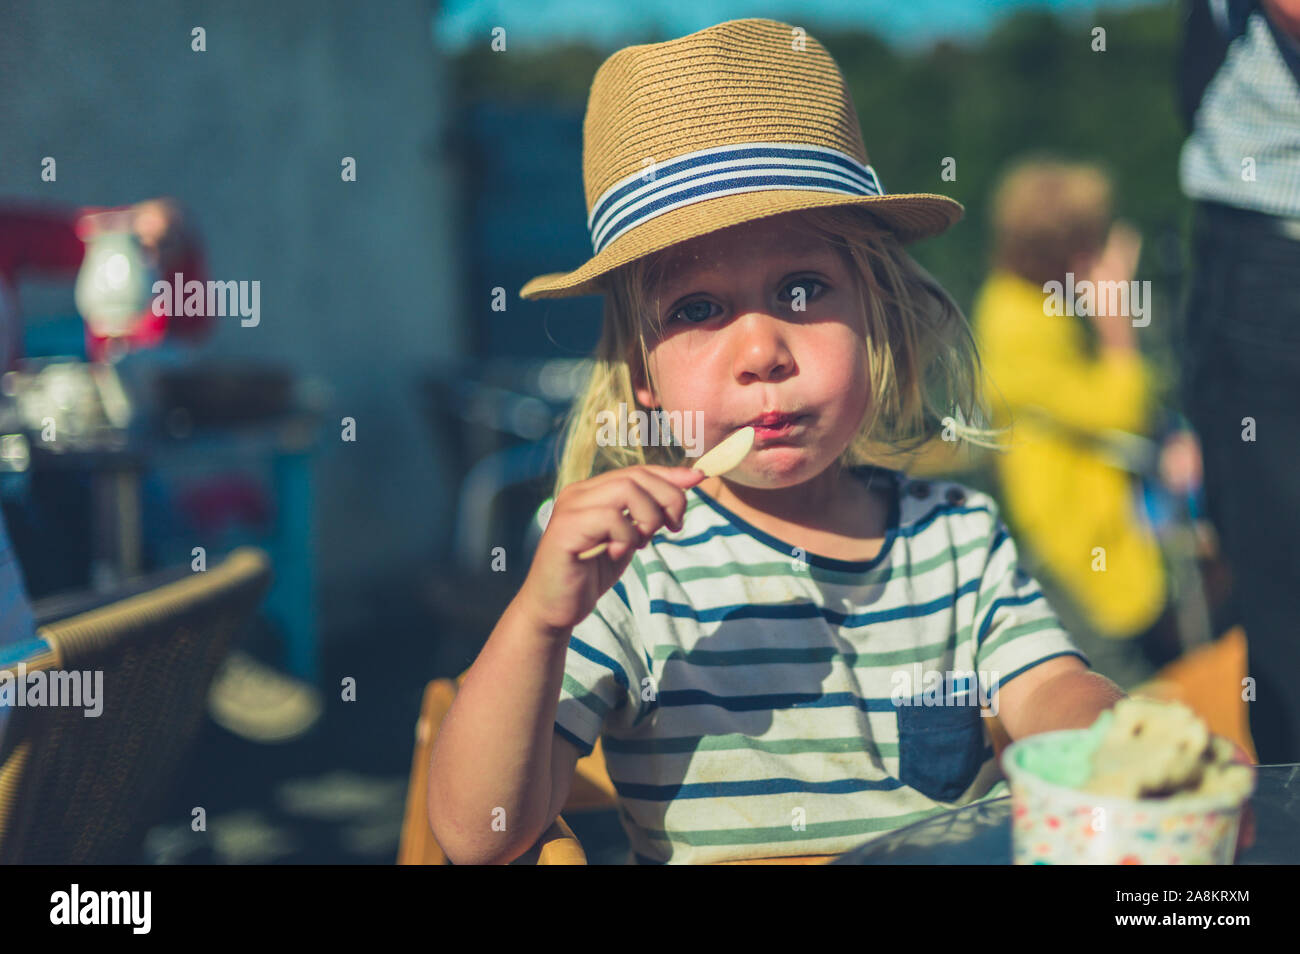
[1001,728,1255,865]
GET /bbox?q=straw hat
[519,17,964,301]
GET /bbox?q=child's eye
[779,278,827,305]
[667,300,719,325]
[666,279,828,325]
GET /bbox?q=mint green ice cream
[1014,710,1114,788]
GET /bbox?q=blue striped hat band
[586,142,885,255]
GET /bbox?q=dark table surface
[834,763,1300,865]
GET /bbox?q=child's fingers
[623,467,703,528]
[640,464,708,486]
[577,503,644,556]
[555,466,704,562]
[595,477,669,540]
[584,470,694,535]
[606,539,636,562]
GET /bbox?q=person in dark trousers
[1178,0,1300,763]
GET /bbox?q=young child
[971,158,1190,677]
[428,17,1129,865]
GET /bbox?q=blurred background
[0,0,1281,863]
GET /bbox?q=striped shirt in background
[1180,6,1300,217]
[543,465,1090,864]
[0,505,38,750]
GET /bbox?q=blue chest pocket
[896,698,986,803]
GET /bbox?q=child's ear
[633,382,658,409]
[631,358,659,409]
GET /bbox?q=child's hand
[1157,429,1202,497]
[1084,220,1142,349]
[1089,220,1142,291]
[517,465,706,636]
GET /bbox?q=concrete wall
[0,0,463,637]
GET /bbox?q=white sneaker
[206,649,323,743]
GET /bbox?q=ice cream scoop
[1013,696,1252,801]
[1082,697,1252,801]
[1014,709,1114,790]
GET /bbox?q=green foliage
[452,40,607,106]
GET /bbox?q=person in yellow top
[970,158,1200,674]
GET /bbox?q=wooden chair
[1133,624,1256,762]
[399,672,591,864]
[0,547,272,863]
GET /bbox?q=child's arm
[993,655,1126,740]
[428,464,703,865]
[427,593,573,865]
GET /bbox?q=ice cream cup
[1001,729,1256,865]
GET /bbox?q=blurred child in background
[971,158,1202,687]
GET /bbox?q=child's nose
[731,312,795,380]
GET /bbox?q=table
[834,763,1300,864]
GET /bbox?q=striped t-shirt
[1180,9,1300,218]
[548,464,1090,864]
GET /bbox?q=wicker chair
[0,546,272,863]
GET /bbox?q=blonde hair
[991,157,1114,286]
[549,205,1002,496]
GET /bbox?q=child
[971,158,1194,682]
[428,17,1129,865]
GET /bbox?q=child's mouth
[747,414,803,440]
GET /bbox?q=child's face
[632,214,871,491]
